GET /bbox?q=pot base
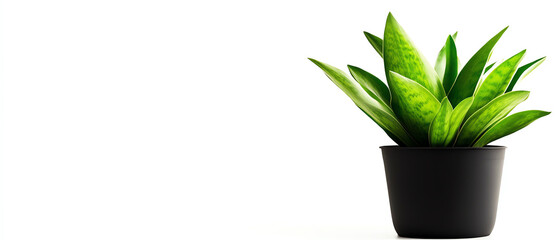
[397,232,490,239]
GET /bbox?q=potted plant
[309,13,550,238]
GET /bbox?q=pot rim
[380,145,506,150]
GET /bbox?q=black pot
[380,146,506,238]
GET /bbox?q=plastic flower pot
[380,146,506,238]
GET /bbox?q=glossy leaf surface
[447,27,508,106]
[455,91,529,146]
[484,62,496,74]
[383,13,445,100]
[473,110,550,147]
[506,57,546,92]
[429,98,452,146]
[466,50,526,118]
[364,31,383,58]
[434,35,459,94]
[388,71,441,145]
[348,65,391,105]
[443,97,473,146]
[309,58,416,146]
[435,32,458,77]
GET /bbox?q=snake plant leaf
[434,35,459,94]
[309,17,549,147]
[364,31,383,58]
[443,97,474,146]
[357,106,407,146]
[466,50,526,118]
[506,57,546,92]
[383,13,445,100]
[447,27,508,107]
[309,58,417,146]
[452,32,462,69]
[388,71,441,145]
[348,65,391,105]
[429,98,452,147]
[454,91,529,146]
[435,38,448,77]
[308,59,392,114]
[435,32,458,78]
[472,110,551,147]
[484,62,496,74]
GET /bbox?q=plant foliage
[309,13,550,147]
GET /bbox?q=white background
[1,0,558,239]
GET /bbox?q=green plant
[309,13,550,147]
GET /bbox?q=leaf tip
[388,71,408,84]
[308,58,327,70]
[446,34,456,44]
[388,70,398,78]
[494,26,509,38]
[386,12,397,25]
[519,90,531,99]
[347,65,358,73]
